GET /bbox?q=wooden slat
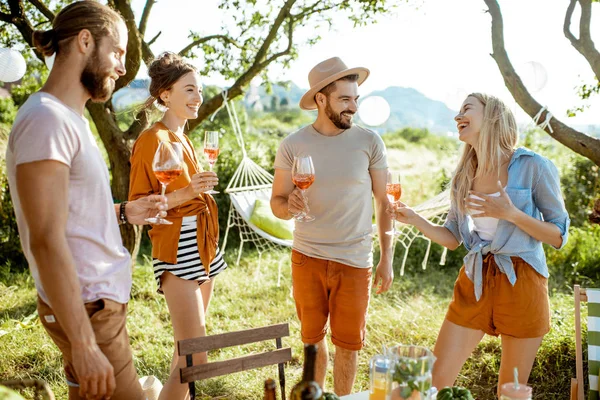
[180,348,292,383]
[178,323,289,356]
[575,285,585,400]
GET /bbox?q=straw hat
[299,57,369,110]
[139,375,162,400]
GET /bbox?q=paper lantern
[45,53,56,71]
[358,96,391,127]
[0,48,26,82]
[520,61,548,93]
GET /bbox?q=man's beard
[80,50,113,102]
[325,100,354,129]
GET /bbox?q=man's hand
[373,257,393,294]
[287,188,307,216]
[71,343,116,400]
[125,194,167,225]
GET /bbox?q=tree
[483,0,600,167]
[0,0,394,255]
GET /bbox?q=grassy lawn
[0,248,580,399]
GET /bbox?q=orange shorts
[37,297,144,400]
[446,255,550,338]
[291,250,372,351]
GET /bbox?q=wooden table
[341,391,369,399]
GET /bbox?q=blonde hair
[450,93,518,215]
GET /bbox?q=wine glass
[145,141,183,225]
[291,155,315,222]
[385,171,402,235]
[203,130,220,194]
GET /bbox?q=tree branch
[178,35,243,57]
[147,31,161,46]
[29,0,55,22]
[259,15,294,69]
[111,0,142,92]
[142,40,155,66]
[138,0,155,38]
[124,108,150,140]
[563,0,578,45]
[563,0,600,79]
[5,0,39,60]
[0,12,11,23]
[484,0,600,166]
[187,0,297,131]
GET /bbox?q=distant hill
[361,86,458,133]
[246,83,459,134]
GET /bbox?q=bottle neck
[302,345,317,382]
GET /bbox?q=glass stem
[156,183,167,220]
[301,189,309,215]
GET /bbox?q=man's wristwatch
[119,201,129,225]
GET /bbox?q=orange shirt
[128,122,219,271]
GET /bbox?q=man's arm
[371,168,394,294]
[16,160,116,399]
[271,168,305,220]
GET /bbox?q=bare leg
[496,335,543,398]
[314,338,328,390]
[333,346,358,396]
[167,279,215,375]
[159,274,215,400]
[432,319,485,390]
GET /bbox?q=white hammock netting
[218,92,451,280]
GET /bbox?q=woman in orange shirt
[129,52,227,400]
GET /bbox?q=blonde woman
[391,93,569,396]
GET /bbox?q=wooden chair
[178,323,292,400]
[0,379,55,400]
[571,285,600,400]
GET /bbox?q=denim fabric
[443,147,570,300]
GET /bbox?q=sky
[130,0,600,126]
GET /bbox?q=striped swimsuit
[152,215,227,293]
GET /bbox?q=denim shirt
[443,147,570,301]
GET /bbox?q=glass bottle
[290,344,323,400]
[264,378,277,400]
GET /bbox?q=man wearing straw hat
[271,57,393,395]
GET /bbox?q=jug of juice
[370,354,391,400]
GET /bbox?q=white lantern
[520,61,548,93]
[358,96,391,127]
[45,53,56,71]
[0,48,27,82]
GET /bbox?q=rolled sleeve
[442,205,462,245]
[533,158,570,249]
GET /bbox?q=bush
[546,223,600,290]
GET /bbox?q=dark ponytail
[32,1,123,58]
[32,29,58,57]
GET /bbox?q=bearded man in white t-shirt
[6,2,167,399]
[271,57,394,396]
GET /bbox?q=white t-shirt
[274,124,388,268]
[6,92,132,306]
[468,192,501,241]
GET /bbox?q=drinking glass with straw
[499,367,532,399]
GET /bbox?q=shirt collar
[508,147,535,168]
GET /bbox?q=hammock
[218,91,451,281]
[391,189,451,275]
[219,93,292,285]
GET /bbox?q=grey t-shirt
[274,124,388,268]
